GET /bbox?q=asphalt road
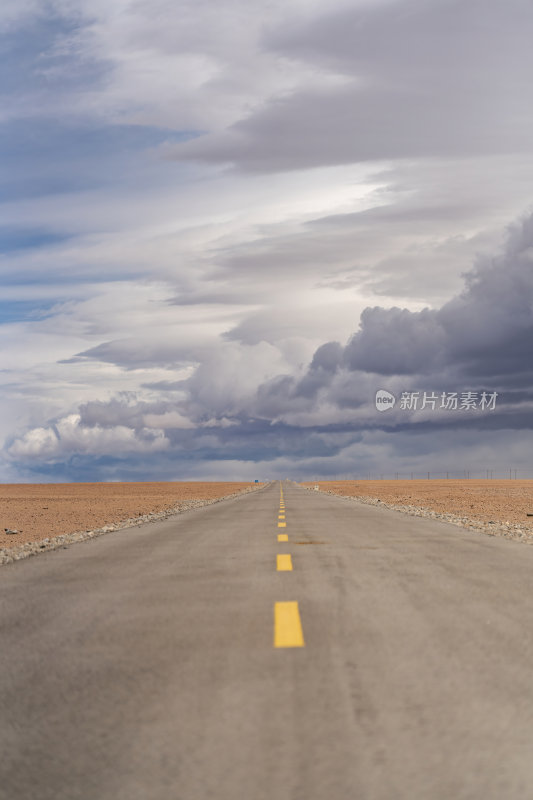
[3,481,533,799]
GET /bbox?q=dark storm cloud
[344,307,445,375]
[252,212,533,428]
[5,0,533,481]
[169,0,533,172]
[9,211,533,480]
[78,396,156,429]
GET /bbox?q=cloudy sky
[2,0,533,482]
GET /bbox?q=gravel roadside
[304,487,533,545]
[0,484,264,567]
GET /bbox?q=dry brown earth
[301,480,533,529]
[0,482,259,549]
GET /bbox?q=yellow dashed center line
[274,602,304,648]
[274,487,305,648]
[277,553,293,571]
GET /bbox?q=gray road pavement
[2,481,533,799]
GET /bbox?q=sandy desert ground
[301,480,533,529]
[0,482,259,550]
[4,478,533,557]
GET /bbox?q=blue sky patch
[1,118,200,201]
[0,228,71,254]
[0,299,59,324]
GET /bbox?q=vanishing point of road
[2,481,533,799]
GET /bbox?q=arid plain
[302,480,533,529]
[3,480,533,553]
[0,482,258,549]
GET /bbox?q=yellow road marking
[277,521,286,528]
[278,514,285,519]
[274,602,304,648]
[278,533,289,542]
[277,553,293,571]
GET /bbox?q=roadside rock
[303,486,533,546]
[0,484,265,566]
